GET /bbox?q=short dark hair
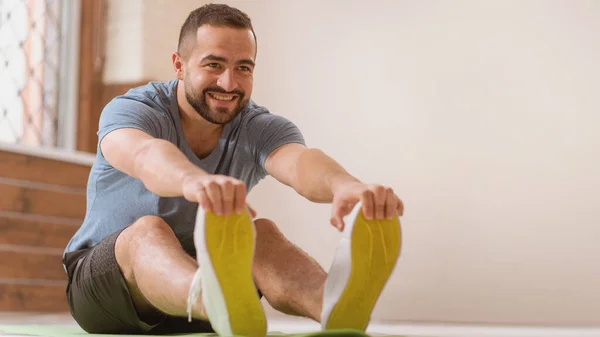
[177,3,256,57]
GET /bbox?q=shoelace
[186,267,203,322]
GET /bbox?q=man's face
[180,25,256,125]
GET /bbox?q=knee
[129,216,173,240]
[115,216,174,279]
[254,218,283,242]
[116,216,174,261]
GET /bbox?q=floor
[1,313,600,337]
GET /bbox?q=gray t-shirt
[64,79,305,256]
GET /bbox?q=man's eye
[239,66,252,72]
[207,63,220,68]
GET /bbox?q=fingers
[234,182,246,214]
[365,185,402,220]
[360,189,375,220]
[396,195,404,216]
[373,185,387,219]
[203,180,223,215]
[219,178,235,216]
[194,176,248,216]
[330,200,356,231]
[196,186,212,212]
[385,188,397,219]
[330,212,341,231]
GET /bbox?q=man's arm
[265,143,404,230]
[102,128,205,196]
[101,128,250,216]
[264,143,358,202]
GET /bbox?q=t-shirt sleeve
[248,113,306,170]
[97,95,167,157]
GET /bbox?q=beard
[185,84,248,125]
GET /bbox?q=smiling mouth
[208,92,237,101]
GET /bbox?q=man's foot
[321,202,402,331]
[188,207,267,337]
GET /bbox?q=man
[63,3,404,336]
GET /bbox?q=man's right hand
[182,174,255,217]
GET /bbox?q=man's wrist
[180,167,209,187]
[328,173,361,195]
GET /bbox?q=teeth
[210,93,234,101]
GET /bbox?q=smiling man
[63,4,403,336]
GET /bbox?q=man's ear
[172,52,185,80]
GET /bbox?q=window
[0,0,79,149]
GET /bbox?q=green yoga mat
[0,325,404,337]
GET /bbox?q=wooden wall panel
[0,150,90,188]
[77,0,106,154]
[0,183,86,219]
[0,149,90,312]
[0,215,79,249]
[0,250,66,280]
[0,283,68,312]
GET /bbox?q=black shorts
[63,230,214,334]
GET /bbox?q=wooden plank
[0,183,86,219]
[0,249,66,280]
[77,0,106,154]
[0,282,68,312]
[0,150,91,188]
[0,216,79,249]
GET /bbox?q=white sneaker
[321,202,402,331]
[187,207,267,337]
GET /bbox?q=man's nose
[216,68,237,92]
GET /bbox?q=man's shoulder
[116,80,178,104]
[103,80,178,116]
[242,99,270,116]
[235,100,303,145]
[240,100,284,124]
[241,100,299,126]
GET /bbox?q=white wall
[103,0,144,83]
[103,0,600,326]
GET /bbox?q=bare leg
[115,216,325,323]
[114,216,206,321]
[252,218,327,322]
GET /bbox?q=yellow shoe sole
[202,210,267,337]
[323,206,402,331]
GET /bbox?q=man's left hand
[330,182,404,231]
